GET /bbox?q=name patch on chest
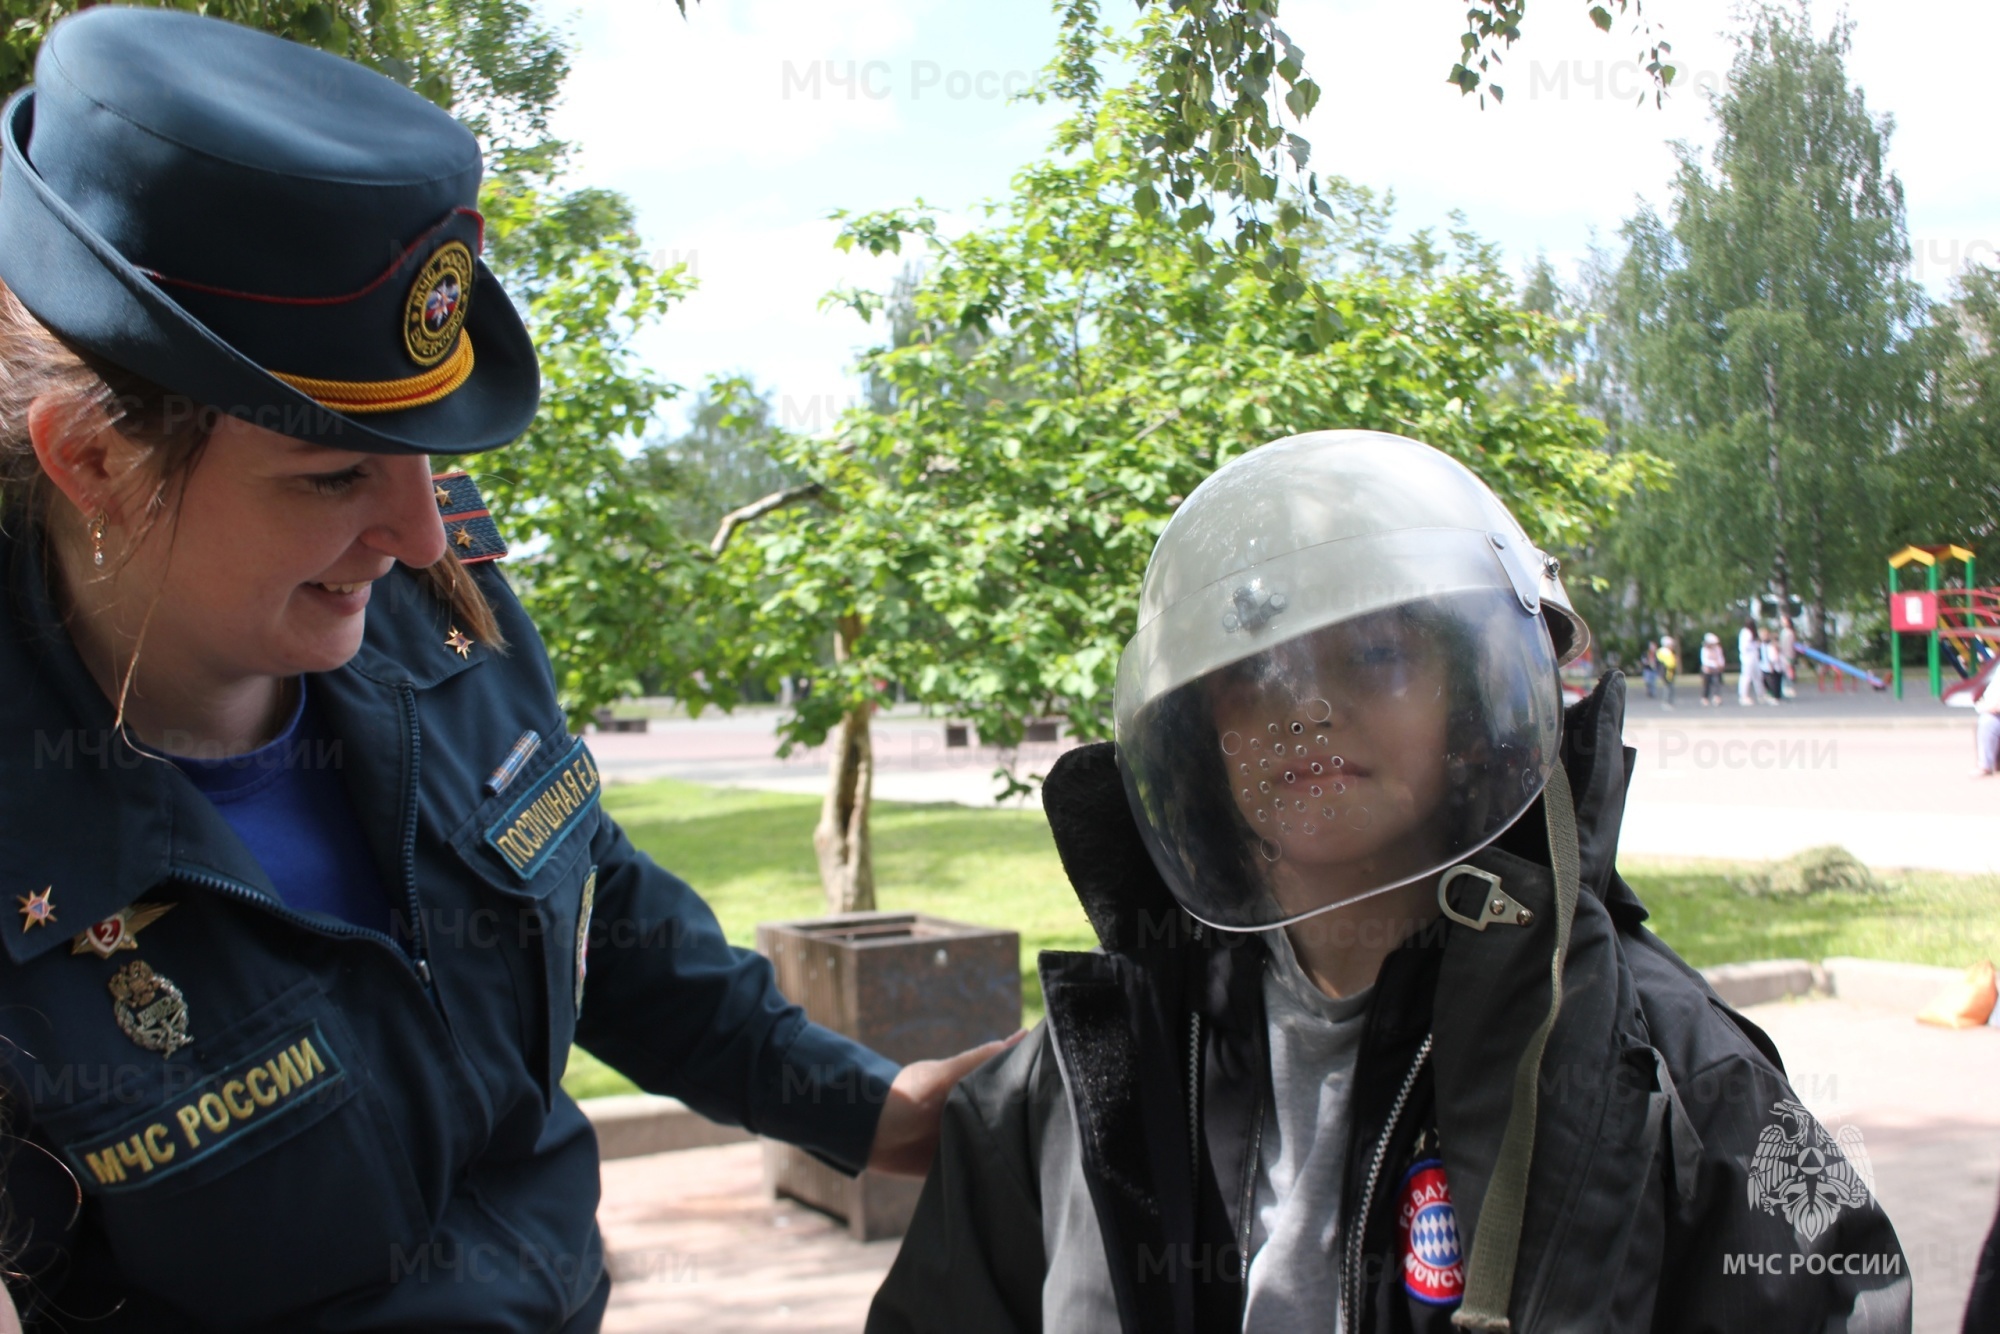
[64,1024,344,1193]
[484,738,600,878]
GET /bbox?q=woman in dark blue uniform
[0,9,1002,1329]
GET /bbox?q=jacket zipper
[395,683,434,993]
[169,866,419,966]
[165,682,437,1004]
[1186,919,1206,1187]
[1228,941,1267,1285]
[1236,1074,1266,1283]
[1341,1032,1434,1334]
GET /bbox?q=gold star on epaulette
[445,628,473,658]
[452,525,474,550]
[434,484,451,507]
[18,886,55,931]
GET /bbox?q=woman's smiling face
[109,415,448,681]
[1209,608,1454,917]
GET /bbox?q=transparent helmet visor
[1115,589,1561,931]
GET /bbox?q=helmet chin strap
[1451,761,1582,1333]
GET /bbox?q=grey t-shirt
[1039,929,1374,1333]
[1241,927,1373,1333]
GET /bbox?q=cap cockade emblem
[404,241,475,368]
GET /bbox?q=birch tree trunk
[813,614,876,913]
[1763,360,1795,613]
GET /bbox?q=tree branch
[708,482,824,557]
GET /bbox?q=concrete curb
[1698,956,1981,1018]
[582,1094,753,1161]
[1821,956,1967,1016]
[1700,959,1826,1008]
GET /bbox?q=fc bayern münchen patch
[1398,1157,1464,1305]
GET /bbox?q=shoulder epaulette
[431,470,508,564]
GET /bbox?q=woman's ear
[27,393,146,522]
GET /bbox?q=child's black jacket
[868,675,1910,1334]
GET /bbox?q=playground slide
[1794,643,1888,690]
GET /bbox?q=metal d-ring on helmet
[1113,429,1593,932]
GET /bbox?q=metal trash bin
[755,911,1021,1241]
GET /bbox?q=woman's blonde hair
[0,278,502,646]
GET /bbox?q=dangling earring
[89,512,106,568]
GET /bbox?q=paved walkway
[597,995,2000,1333]
[590,687,2000,873]
[598,1144,896,1333]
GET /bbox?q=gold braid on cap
[272,334,474,414]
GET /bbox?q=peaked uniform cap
[0,5,539,454]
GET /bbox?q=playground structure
[1796,642,1886,692]
[1887,544,2000,699]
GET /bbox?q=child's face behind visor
[1209,609,1454,920]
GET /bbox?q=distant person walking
[1760,627,1786,703]
[1976,669,2000,776]
[1641,639,1661,699]
[1658,634,1680,706]
[1701,632,1727,706]
[1779,615,1800,696]
[1738,619,1761,705]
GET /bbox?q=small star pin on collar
[434,484,451,507]
[452,525,474,550]
[445,627,473,658]
[18,886,55,931]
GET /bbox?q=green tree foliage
[1453,0,1675,106]
[0,0,566,135]
[631,387,804,548]
[1905,269,2000,549]
[706,23,1653,908]
[1589,6,1924,647]
[476,175,694,720]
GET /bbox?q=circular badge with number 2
[404,241,474,367]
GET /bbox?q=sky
[545,0,2000,439]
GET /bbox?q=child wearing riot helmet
[869,431,1909,1334]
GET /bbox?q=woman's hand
[866,1030,1027,1177]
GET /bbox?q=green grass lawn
[561,779,1097,1100]
[562,777,2000,1101]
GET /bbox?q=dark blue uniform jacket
[0,519,899,1331]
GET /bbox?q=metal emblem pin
[445,627,473,658]
[72,901,175,958]
[434,484,451,507]
[17,886,55,931]
[452,526,474,550]
[108,959,192,1056]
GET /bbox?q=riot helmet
[1113,430,1591,932]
